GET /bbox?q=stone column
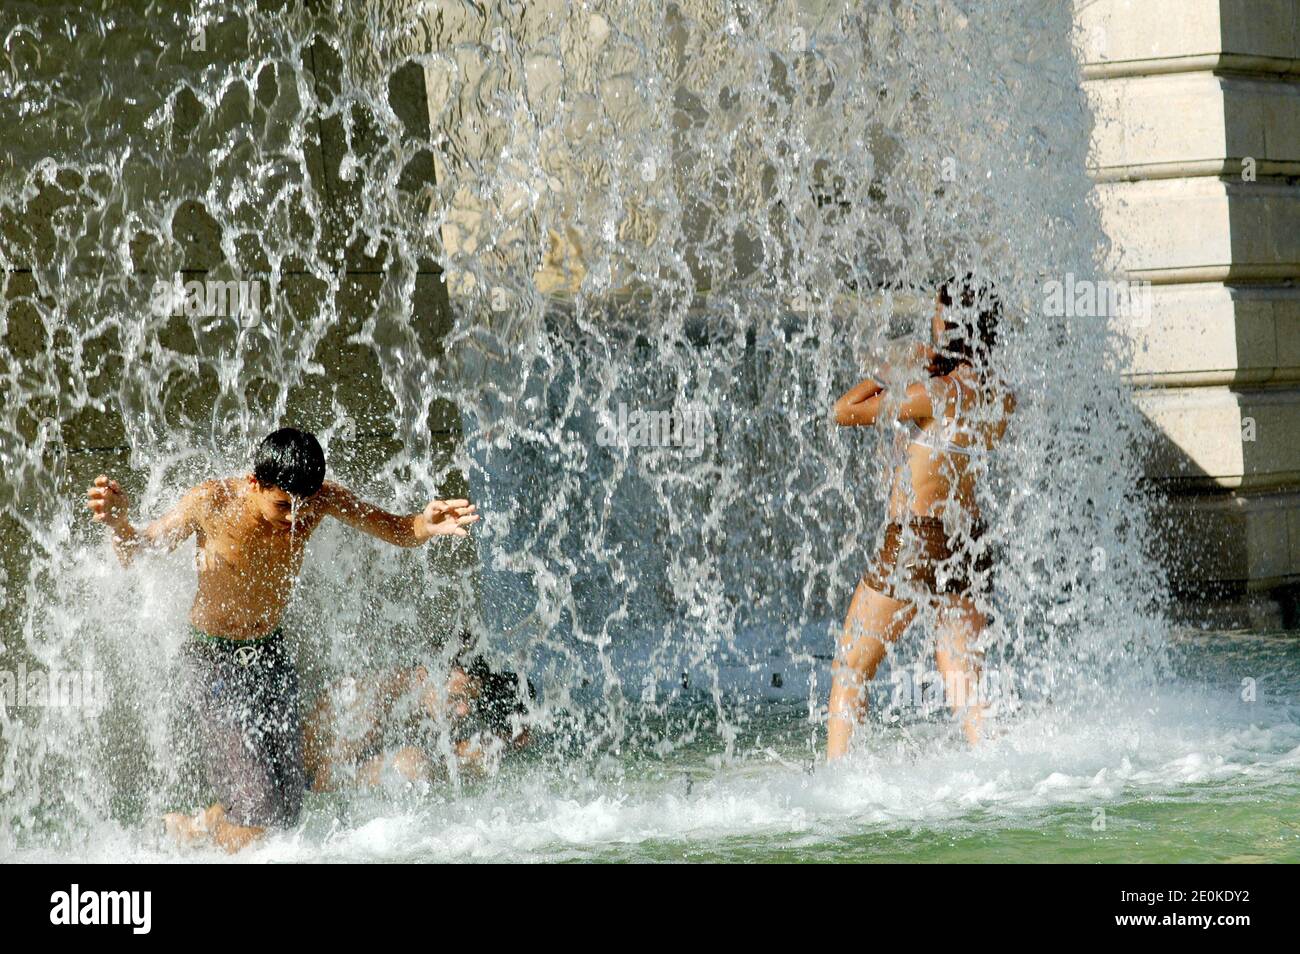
[1078,0,1300,623]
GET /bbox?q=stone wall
[1078,0,1300,616]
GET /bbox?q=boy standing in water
[85,427,479,851]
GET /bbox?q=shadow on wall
[1134,370,1300,628]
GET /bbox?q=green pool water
[9,629,1299,864]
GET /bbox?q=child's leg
[207,644,305,827]
[205,805,266,853]
[933,596,987,746]
[162,705,279,852]
[164,804,265,853]
[301,691,339,793]
[357,745,433,787]
[170,636,306,844]
[828,580,916,761]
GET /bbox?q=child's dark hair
[454,631,535,741]
[929,274,1001,377]
[466,655,535,739]
[253,427,326,498]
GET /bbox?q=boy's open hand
[416,499,479,540]
[86,474,129,528]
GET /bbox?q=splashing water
[1,1,1294,862]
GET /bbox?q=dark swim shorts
[179,627,305,828]
[862,515,993,600]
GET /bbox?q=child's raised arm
[834,339,936,426]
[86,475,204,567]
[315,481,479,547]
[835,370,975,430]
[834,378,886,425]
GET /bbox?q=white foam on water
[8,675,1295,863]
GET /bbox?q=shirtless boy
[85,427,479,851]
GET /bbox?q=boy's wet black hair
[253,427,326,498]
[466,656,535,738]
[453,630,535,740]
[930,274,1001,377]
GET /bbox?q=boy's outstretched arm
[316,481,479,547]
[85,475,203,568]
